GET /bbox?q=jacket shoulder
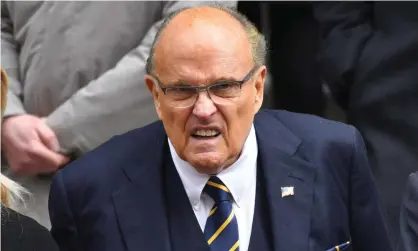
[256,109,360,165]
[257,109,357,141]
[56,121,165,184]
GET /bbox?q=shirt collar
[169,124,258,208]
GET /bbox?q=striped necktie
[203,176,239,251]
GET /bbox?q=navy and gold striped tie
[204,176,239,251]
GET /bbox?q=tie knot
[204,176,233,204]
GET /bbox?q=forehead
[156,51,252,86]
[153,14,253,85]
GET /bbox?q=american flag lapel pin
[281,186,294,198]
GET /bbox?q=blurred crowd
[1,1,417,250]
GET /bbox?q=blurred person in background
[238,1,326,116]
[398,172,418,251]
[1,68,59,251]
[314,2,418,244]
[1,0,236,228]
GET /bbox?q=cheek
[222,103,254,151]
[236,91,257,123]
[161,106,191,144]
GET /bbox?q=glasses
[150,66,259,108]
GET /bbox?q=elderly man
[1,0,235,228]
[49,6,393,251]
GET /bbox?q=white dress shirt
[168,125,258,251]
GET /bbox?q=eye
[214,82,233,90]
[210,82,241,98]
[211,82,235,91]
[166,87,196,100]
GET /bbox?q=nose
[192,91,217,118]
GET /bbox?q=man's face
[146,12,266,174]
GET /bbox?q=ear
[144,75,163,120]
[253,66,266,113]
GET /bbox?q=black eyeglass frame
[149,65,260,98]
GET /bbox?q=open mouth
[191,129,221,139]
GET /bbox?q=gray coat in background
[1,1,236,157]
[1,0,236,229]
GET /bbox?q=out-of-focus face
[145,8,266,174]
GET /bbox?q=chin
[188,153,227,175]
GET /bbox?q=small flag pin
[281,186,294,197]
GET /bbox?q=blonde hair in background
[1,68,29,208]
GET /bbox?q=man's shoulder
[57,121,165,183]
[255,109,359,166]
[256,109,356,142]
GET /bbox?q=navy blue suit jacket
[49,110,393,251]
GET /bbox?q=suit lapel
[112,122,172,251]
[112,170,170,251]
[255,111,316,251]
[164,151,209,251]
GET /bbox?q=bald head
[146,6,266,75]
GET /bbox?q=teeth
[194,129,219,137]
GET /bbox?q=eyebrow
[165,81,191,87]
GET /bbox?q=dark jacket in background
[1,207,59,251]
[314,2,418,244]
[398,172,418,251]
[238,2,325,116]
